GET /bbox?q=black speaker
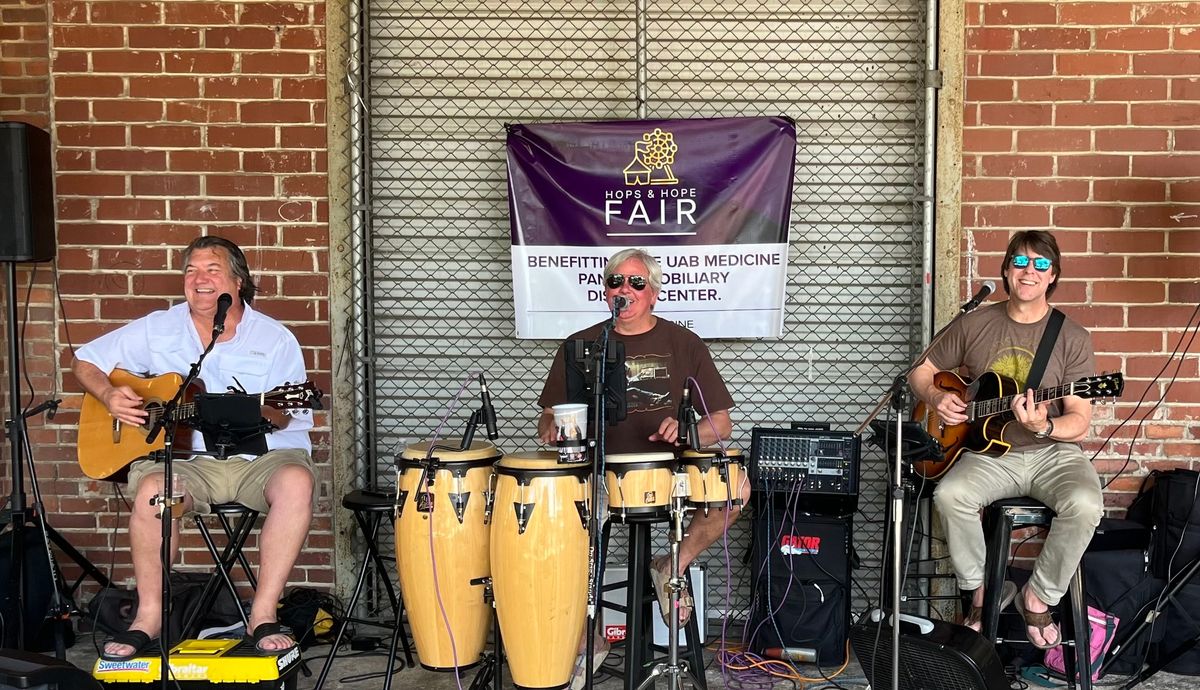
[747,506,852,666]
[0,648,103,690]
[849,612,1010,690]
[0,122,55,263]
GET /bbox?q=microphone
[676,385,692,448]
[479,374,499,440]
[762,647,817,663]
[959,280,995,313]
[612,295,629,315]
[213,293,234,335]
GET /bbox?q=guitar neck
[970,383,1074,419]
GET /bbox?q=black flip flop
[100,629,156,661]
[248,622,297,655]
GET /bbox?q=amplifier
[749,427,859,496]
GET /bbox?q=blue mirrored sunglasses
[1011,254,1052,272]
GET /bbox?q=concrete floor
[62,626,1197,690]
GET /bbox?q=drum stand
[635,489,703,690]
[468,576,503,690]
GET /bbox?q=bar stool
[315,489,414,690]
[600,515,708,690]
[181,501,261,638]
[978,497,1091,690]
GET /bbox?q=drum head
[398,439,501,465]
[606,452,676,465]
[496,451,561,471]
[680,447,743,461]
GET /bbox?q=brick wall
[2,0,331,601]
[963,1,1200,531]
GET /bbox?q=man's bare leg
[247,465,314,651]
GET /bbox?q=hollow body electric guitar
[911,370,1124,480]
[77,369,322,479]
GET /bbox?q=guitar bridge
[111,418,121,443]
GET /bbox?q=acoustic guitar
[911,371,1123,480]
[77,368,322,479]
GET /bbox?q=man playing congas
[537,248,748,683]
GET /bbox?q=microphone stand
[144,325,221,690]
[853,295,986,690]
[583,304,620,689]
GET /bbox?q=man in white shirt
[73,236,315,659]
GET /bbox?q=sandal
[649,558,693,627]
[248,621,297,655]
[962,580,1018,632]
[569,639,611,690]
[101,629,156,661]
[1013,591,1060,650]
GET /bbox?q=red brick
[164,51,236,74]
[93,100,162,122]
[1056,103,1128,126]
[204,76,273,99]
[1096,27,1171,50]
[1178,27,1200,51]
[964,179,1014,202]
[169,199,239,221]
[53,74,124,98]
[157,102,235,126]
[280,126,323,148]
[57,197,94,219]
[241,52,311,75]
[1018,27,1090,50]
[96,149,166,171]
[1094,179,1167,202]
[130,75,200,99]
[207,174,275,197]
[1059,154,1131,177]
[1016,129,1090,151]
[1016,78,1092,101]
[96,199,166,221]
[1094,280,1164,303]
[1178,131,1200,151]
[205,26,278,50]
[1134,103,1200,126]
[55,173,124,196]
[1095,128,1169,152]
[130,124,202,148]
[1016,179,1090,201]
[1093,329,1164,354]
[1171,80,1200,101]
[206,125,276,148]
[52,50,89,72]
[131,224,201,246]
[964,129,1013,152]
[1057,52,1130,76]
[979,103,1053,126]
[1130,205,1200,228]
[979,154,1055,177]
[89,1,161,24]
[56,272,130,296]
[164,2,236,25]
[1127,354,1194,377]
[52,25,123,48]
[128,26,201,49]
[131,174,201,196]
[281,175,326,197]
[1128,255,1200,278]
[243,151,312,173]
[1131,154,1200,177]
[966,78,1015,101]
[242,2,310,24]
[1135,53,1200,75]
[1169,282,1200,302]
[967,27,1015,50]
[1066,254,1126,279]
[1130,305,1200,328]
[92,51,163,74]
[130,272,184,297]
[246,200,314,223]
[977,204,1050,228]
[280,28,322,51]
[1170,182,1200,202]
[1135,2,1200,25]
[1060,3,1134,25]
[56,124,126,147]
[57,223,129,246]
[282,78,324,100]
[1071,305,1125,328]
[1054,205,1127,228]
[983,3,1058,24]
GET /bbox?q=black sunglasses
[605,274,648,290]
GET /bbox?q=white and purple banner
[507,116,796,339]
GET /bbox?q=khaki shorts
[127,448,315,515]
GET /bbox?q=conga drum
[395,440,498,670]
[678,448,745,513]
[604,452,677,519]
[491,452,591,689]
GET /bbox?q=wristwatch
[1034,417,1055,439]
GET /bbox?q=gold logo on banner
[623,128,679,186]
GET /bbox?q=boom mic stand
[143,323,222,690]
[854,290,988,690]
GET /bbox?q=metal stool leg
[981,505,1012,641]
[315,512,381,690]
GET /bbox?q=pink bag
[1044,606,1118,681]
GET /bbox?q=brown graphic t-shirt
[926,302,1094,450]
[539,318,734,454]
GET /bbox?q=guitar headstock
[1073,372,1124,400]
[264,381,324,410]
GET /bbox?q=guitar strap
[1025,308,1065,390]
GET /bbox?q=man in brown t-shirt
[908,230,1102,649]
[537,249,743,670]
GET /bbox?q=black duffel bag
[1127,468,1200,580]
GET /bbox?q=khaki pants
[932,443,1103,605]
[127,448,315,515]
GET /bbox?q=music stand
[193,393,273,459]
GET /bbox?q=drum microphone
[762,646,818,663]
[676,385,692,448]
[213,293,233,334]
[959,280,995,313]
[479,374,499,440]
